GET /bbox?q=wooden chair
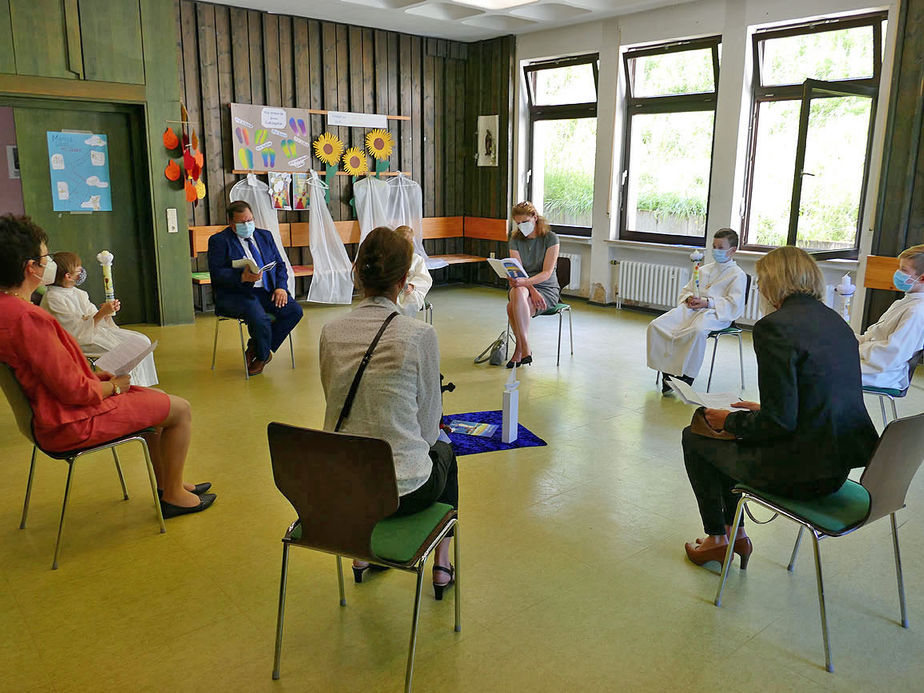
[713,412,924,673]
[267,422,460,692]
[0,364,164,569]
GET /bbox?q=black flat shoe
[160,493,216,519]
[352,563,390,583]
[158,482,212,498]
[433,564,455,601]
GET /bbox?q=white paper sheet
[668,379,743,409]
[94,338,158,378]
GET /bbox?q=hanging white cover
[353,175,389,245]
[229,173,295,296]
[307,170,354,304]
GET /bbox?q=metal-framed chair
[210,314,295,379]
[862,350,922,427]
[267,422,460,692]
[713,412,924,673]
[0,364,165,569]
[505,256,574,367]
[704,274,752,393]
[423,300,433,325]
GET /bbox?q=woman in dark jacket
[682,245,877,567]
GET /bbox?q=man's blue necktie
[248,238,273,291]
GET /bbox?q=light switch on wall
[167,207,178,233]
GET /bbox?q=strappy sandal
[432,564,455,601]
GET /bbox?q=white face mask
[35,257,57,286]
[517,220,536,235]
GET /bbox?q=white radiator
[615,261,691,310]
[559,253,581,292]
[742,277,762,322]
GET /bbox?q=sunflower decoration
[313,132,344,167]
[365,129,394,160]
[342,147,369,176]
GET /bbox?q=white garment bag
[386,174,447,269]
[307,170,354,304]
[353,175,390,245]
[229,173,295,296]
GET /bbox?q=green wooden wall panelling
[78,0,144,84]
[9,0,75,79]
[0,1,15,74]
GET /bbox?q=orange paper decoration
[163,127,179,150]
[184,178,197,202]
[164,159,181,181]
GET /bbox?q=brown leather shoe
[248,358,266,375]
[245,345,256,366]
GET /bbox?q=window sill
[605,239,859,269]
[557,235,592,245]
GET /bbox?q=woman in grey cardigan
[319,226,458,599]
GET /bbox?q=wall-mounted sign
[327,110,388,129]
[46,131,112,212]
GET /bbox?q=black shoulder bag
[334,311,399,432]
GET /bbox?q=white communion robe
[41,286,159,387]
[859,292,924,391]
[397,253,433,317]
[646,260,747,378]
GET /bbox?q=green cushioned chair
[713,412,924,673]
[704,274,753,393]
[267,422,460,693]
[0,364,164,569]
[505,256,574,367]
[861,349,922,427]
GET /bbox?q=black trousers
[681,427,846,536]
[394,440,458,518]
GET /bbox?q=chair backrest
[860,412,924,524]
[906,349,922,386]
[743,273,752,306]
[556,256,570,290]
[0,364,35,443]
[267,422,400,561]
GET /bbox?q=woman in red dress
[0,215,215,518]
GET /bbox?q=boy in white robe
[859,244,924,391]
[395,225,433,318]
[647,228,747,394]
[41,251,158,387]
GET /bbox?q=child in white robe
[859,244,924,391]
[395,225,433,318]
[41,251,158,387]
[647,228,748,393]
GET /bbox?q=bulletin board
[46,131,112,212]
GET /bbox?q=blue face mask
[712,248,732,263]
[234,221,255,239]
[893,269,919,293]
[74,267,87,286]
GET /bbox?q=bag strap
[335,311,399,432]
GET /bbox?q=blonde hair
[394,225,414,243]
[755,246,824,307]
[899,244,924,275]
[511,201,550,240]
[51,251,81,286]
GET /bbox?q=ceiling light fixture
[454,0,538,10]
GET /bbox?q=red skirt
[34,387,172,453]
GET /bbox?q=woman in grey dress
[506,201,560,367]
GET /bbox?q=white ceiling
[209,0,701,42]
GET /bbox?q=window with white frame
[743,12,886,258]
[523,54,598,237]
[620,37,721,245]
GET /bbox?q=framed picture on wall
[477,115,498,167]
[6,145,18,179]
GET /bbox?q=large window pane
[747,101,800,247]
[796,95,873,250]
[531,117,597,227]
[630,48,714,97]
[760,25,875,86]
[625,111,713,237]
[531,63,596,105]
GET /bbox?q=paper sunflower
[313,132,344,167]
[342,147,369,176]
[365,129,394,160]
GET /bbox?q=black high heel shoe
[433,564,455,600]
[352,562,390,583]
[519,355,532,366]
[506,359,517,368]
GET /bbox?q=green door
[12,102,155,324]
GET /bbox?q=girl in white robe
[647,230,747,384]
[859,245,924,391]
[395,225,433,318]
[41,252,158,387]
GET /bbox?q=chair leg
[736,333,745,391]
[706,336,719,393]
[714,494,746,607]
[568,307,573,355]
[505,320,510,359]
[453,523,461,633]
[20,446,37,529]
[336,555,346,607]
[112,449,129,501]
[556,311,562,367]
[288,333,295,369]
[272,543,291,681]
[238,320,250,380]
[891,513,909,628]
[879,396,888,428]
[52,460,77,570]
[811,531,834,673]
[140,438,166,534]
[890,397,898,423]
[210,316,221,370]
[404,558,427,693]
[788,526,805,572]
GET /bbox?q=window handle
[801,171,815,177]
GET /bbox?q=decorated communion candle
[97,250,115,301]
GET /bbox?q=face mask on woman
[517,220,536,235]
[234,221,256,239]
[74,267,87,286]
[893,269,920,293]
[712,248,732,263]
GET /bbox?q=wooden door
[12,102,155,324]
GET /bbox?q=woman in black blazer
[682,246,878,567]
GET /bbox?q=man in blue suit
[208,200,303,375]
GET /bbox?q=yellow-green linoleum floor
[2,285,924,692]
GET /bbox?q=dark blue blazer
[207,226,290,301]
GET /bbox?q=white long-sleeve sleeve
[41,287,102,346]
[397,253,432,315]
[859,294,924,390]
[677,262,747,322]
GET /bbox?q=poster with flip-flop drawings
[231,103,311,173]
[46,131,112,212]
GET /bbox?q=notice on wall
[231,102,313,174]
[46,131,112,212]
